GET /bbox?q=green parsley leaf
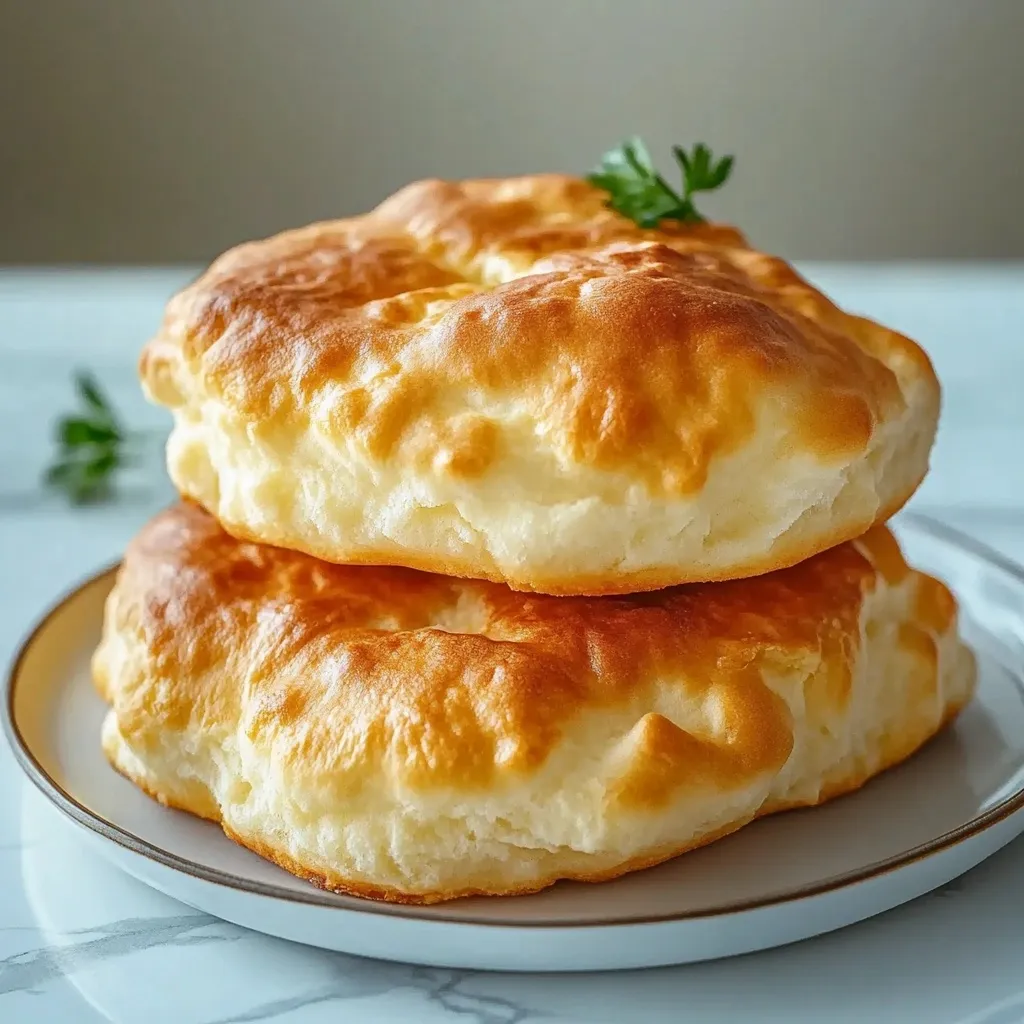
[44,372,135,505]
[76,371,115,418]
[587,137,735,227]
[57,416,120,447]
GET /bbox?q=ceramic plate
[6,515,1024,973]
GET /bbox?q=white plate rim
[5,511,1024,930]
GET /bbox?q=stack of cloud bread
[92,171,976,905]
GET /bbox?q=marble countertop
[1,264,1024,1022]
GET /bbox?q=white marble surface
[1,265,1024,1022]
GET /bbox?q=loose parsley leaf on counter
[44,371,133,504]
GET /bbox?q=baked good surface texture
[139,175,940,594]
[93,502,976,904]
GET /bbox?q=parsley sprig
[587,137,734,228]
[44,371,143,504]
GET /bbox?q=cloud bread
[140,175,940,594]
[93,502,975,904]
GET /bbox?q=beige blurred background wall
[2,0,1023,264]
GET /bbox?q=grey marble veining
[0,916,239,997]
[200,967,555,1024]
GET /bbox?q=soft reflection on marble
[4,784,1023,1024]
[956,993,1024,1024]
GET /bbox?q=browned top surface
[100,503,955,803]
[140,175,935,494]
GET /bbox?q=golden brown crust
[99,500,871,788]
[140,174,940,593]
[94,503,975,902]
[145,175,918,462]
